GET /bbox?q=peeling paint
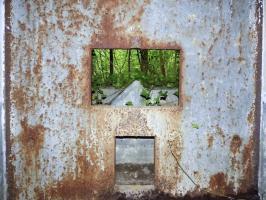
[5,0,262,199]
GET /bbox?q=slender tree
[128,49,131,78]
[109,49,114,75]
[139,49,149,74]
[159,51,166,77]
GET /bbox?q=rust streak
[207,135,214,149]
[230,135,242,155]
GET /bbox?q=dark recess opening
[91,49,180,106]
[115,136,155,185]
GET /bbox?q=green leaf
[145,99,152,106]
[140,88,151,100]
[154,96,161,106]
[125,101,133,106]
[191,123,200,129]
[159,90,168,100]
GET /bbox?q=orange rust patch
[82,0,90,8]
[209,172,234,195]
[39,129,114,199]
[116,111,152,136]
[169,134,183,162]
[12,87,27,111]
[207,135,214,149]
[25,67,31,81]
[239,135,255,192]
[81,46,91,106]
[20,119,46,165]
[8,156,19,200]
[247,105,255,124]
[66,64,79,83]
[230,135,242,155]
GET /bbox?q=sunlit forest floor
[92,80,178,106]
[92,49,180,106]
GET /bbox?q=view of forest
[91,49,180,106]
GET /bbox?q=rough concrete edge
[253,0,263,193]
[0,0,6,199]
[259,0,266,199]
[4,0,11,199]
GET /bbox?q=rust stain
[8,155,19,200]
[209,172,234,195]
[82,0,90,8]
[66,64,79,83]
[239,135,255,192]
[25,67,31,81]
[207,135,214,149]
[11,86,27,112]
[230,135,242,170]
[116,111,153,136]
[169,134,183,162]
[38,129,114,199]
[230,135,242,155]
[81,45,91,106]
[19,119,46,165]
[247,105,255,124]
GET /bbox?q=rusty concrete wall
[1,0,6,199]
[5,0,262,199]
[258,1,265,199]
[260,104,266,199]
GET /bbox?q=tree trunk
[109,49,114,75]
[139,49,149,74]
[128,49,131,78]
[159,51,166,77]
[137,50,143,72]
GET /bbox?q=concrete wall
[260,104,266,198]
[259,0,266,198]
[116,138,154,164]
[5,0,262,199]
[0,0,6,199]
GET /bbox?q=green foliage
[191,123,200,129]
[125,101,133,106]
[92,49,180,90]
[153,96,161,106]
[92,88,106,105]
[159,90,168,100]
[174,90,179,98]
[140,88,151,100]
[143,95,161,106]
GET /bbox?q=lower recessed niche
[115,136,155,185]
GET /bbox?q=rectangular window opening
[115,136,155,185]
[91,49,180,107]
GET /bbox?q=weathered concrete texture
[6,0,262,199]
[116,137,154,185]
[0,0,6,199]
[0,102,4,199]
[261,103,266,198]
[260,1,266,198]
